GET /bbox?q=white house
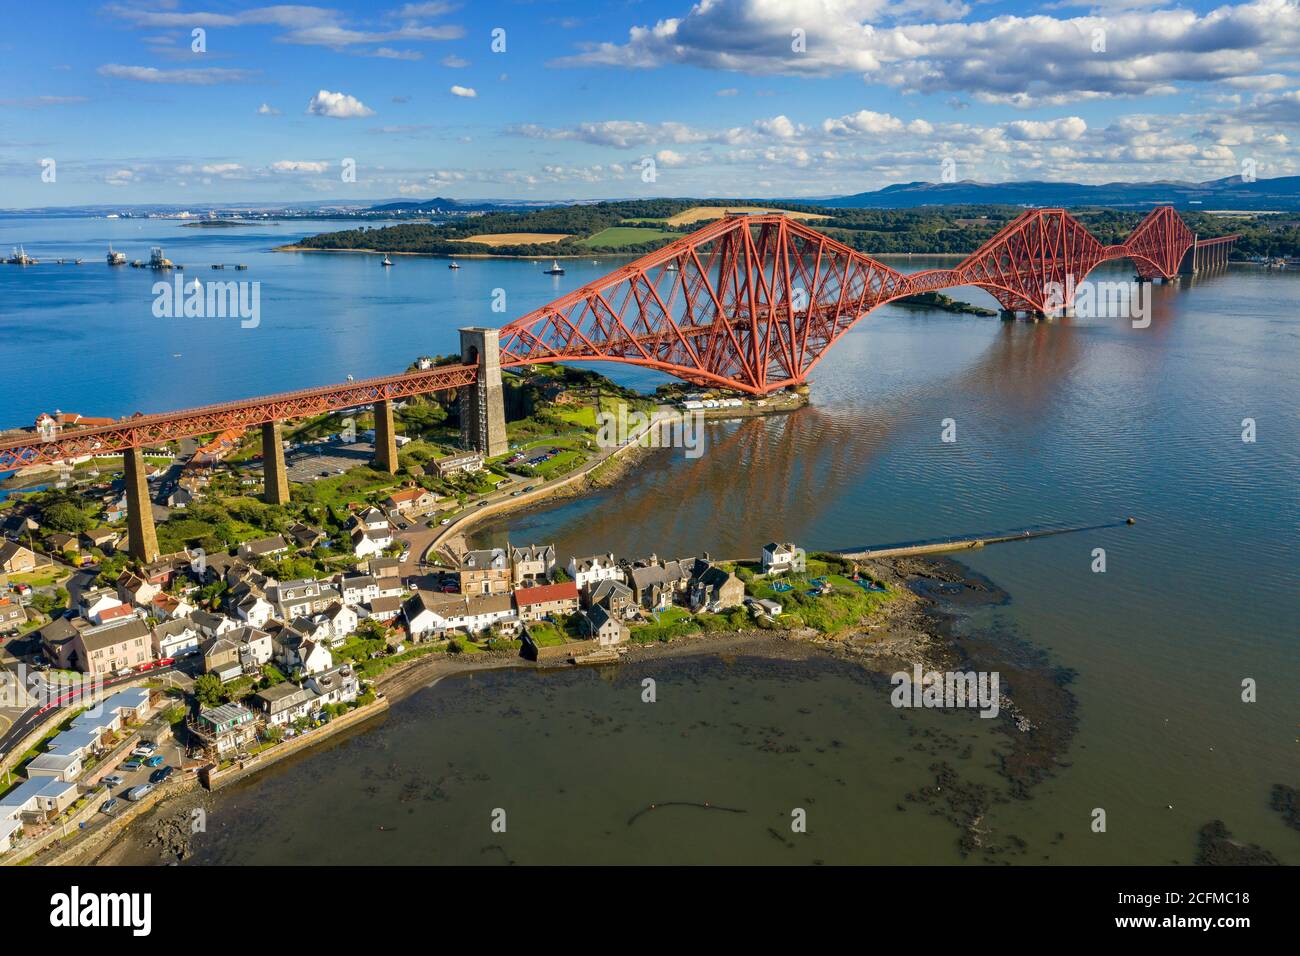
[306,664,359,706]
[78,588,124,625]
[362,596,403,623]
[338,574,380,606]
[152,617,202,659]
[272,579,341,620]
[403,592,514,637]
[761,542,802,575]
[252,683,317,727]
[318,602,358,644]
[403,592,463,637]
[351,526,393,559]
[298,639,334,675]
[228,625,274,669]
[192,610,240,639]
[354,507,390,532]
[235,592,275,628]
[568,553,626,591]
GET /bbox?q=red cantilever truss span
[498,205,1234,394]
[0,205,1234,468]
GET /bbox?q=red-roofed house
[97,604,137,624]
[383,486,438,515]
[512,581,579,622]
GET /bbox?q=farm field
[653,205,832,226]
[451,232,570,246]
[576,226,676,248]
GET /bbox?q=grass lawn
[577,226,676,248]
[746,558,893,634]
[292,466,398,508]
[526,621,568,647]
[7,569,69,589]
[629,605,702,644]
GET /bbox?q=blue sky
[1,0,1297,206]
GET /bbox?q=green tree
[42,501,90,534]
[193,674,224,707]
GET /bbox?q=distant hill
[820,175,1300,211]
[364,197,541,213]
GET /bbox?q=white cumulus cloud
[307,89,375,118]
[271,160,330,173]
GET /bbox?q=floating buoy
[1126,516,1136,525]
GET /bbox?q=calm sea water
[3,216,1296,864]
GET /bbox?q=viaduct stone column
[373,399,399,474]
[262,420,290,504]
[459,327,508,458]
[124,446,160,563]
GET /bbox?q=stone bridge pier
[459,327,508,458]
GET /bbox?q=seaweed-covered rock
[1195,820,1280,866]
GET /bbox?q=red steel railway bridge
[0,205,1236,560]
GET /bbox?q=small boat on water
[236,264,248,270]
[665,261,679,271]
[6,246,36,265]
[448,259,460,270]
[211,263,225,270]
[381,255,393,267]
[107,245,126,265]
[543,259,565,275]
[74,258,84,265]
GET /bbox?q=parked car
[102,774,125,788]
[440,518,451,525]
[149,766,174,784]
[99,798,119,815]
[124,784,154,802]
[523,485,536,492]
[122,759,143,771]
[144,755,164,768]
[132,742,157,757]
